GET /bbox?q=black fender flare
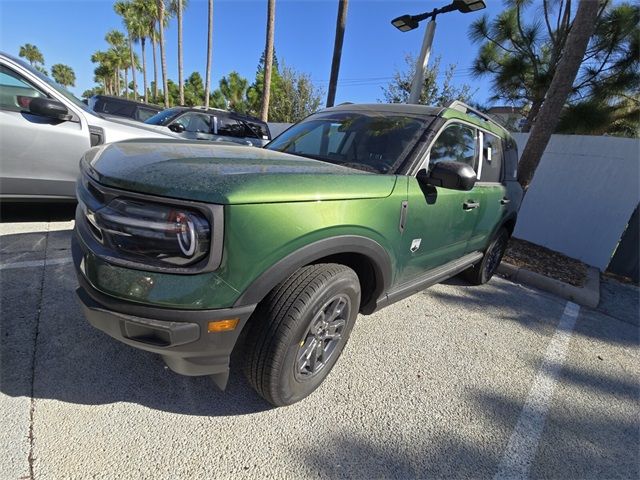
[233,235,393,312]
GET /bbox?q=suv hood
[83,140,398,204]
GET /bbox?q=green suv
[73,102,522,406]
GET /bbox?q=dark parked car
[143,106,272,146]
[88,95,163,122]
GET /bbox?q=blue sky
[0,0,514,105]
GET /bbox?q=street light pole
[408,18,436,104]
[391,0,487,105]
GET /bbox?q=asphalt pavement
[1,209,638,479]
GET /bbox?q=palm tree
[115,1,140,100]
[18,43,44,67]
[132,0,155,102]
[204,0,214,108]
[517,0,601,190]
[105,30,128,96]
[260,0,276,121]
[51,64,76,88]
[92,50,117,95]
[155,0,169,107]
[326,0,349,107]
[170,0,188,105]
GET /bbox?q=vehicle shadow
[0,231,271,417]
[300,368,639,478]
[436,274,639,346]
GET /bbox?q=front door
[0,64,89,198]
[398,122,482,283]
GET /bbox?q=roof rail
[192,105,228,112]
[447,100,496,123]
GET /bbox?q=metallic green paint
[84,141,397,204]
[75,105,522,312]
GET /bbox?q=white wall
[512,133,640,270]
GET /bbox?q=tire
[462,227,509,285]
[243,263,361,406]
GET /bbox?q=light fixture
[391,14,419,32]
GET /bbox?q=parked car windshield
[265,111,428,174]
[144,107,182,126]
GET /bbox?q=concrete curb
[497,262,600,308]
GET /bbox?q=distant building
[487,106,526,132]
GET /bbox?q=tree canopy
[380,55,474,107]
[469,0,639,136]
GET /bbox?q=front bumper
[73,237,256,383]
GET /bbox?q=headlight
[87,197,211,267]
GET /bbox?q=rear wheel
[463,227,509,285]
[243,263,360,406]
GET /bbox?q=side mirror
[168,123,185,133]
[418,161,477,191]
[28,97,71,121]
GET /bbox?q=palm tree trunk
[151,35,158,101]
[326,0,349,108]
[124,67,129,99]
[141,37,148,102]
[157,2,169,107]
[114,69,119,96]
[128,34,137,100]
[178,0,184,105]
[204,0,214,108]
[517,0,600,191]
[260,0,276,121]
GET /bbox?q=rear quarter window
[479,132,503,183]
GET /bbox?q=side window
[175,112,212,133]
[428,123,477,170]
[244,120,270,140]
[217,116,247,138]
[136,108,158,122]
[480,132,503,183]
[0,65,46,111]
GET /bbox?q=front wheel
[243,264,361,406]
[462,227,509,285]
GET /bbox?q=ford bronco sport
[72,101,522,406]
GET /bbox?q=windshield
[11,55,90,112]
[145,107,183,125]
[265,111,429,174]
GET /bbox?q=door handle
[463,201,480,210]
[500,197,511,205]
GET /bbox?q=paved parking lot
[1,208,638,479]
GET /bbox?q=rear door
[467,131,508,252]
[0,63,89,199]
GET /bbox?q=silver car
[0,52,178,201]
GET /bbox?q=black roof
[90,95,163,110]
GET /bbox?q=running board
[375,251,483,311]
